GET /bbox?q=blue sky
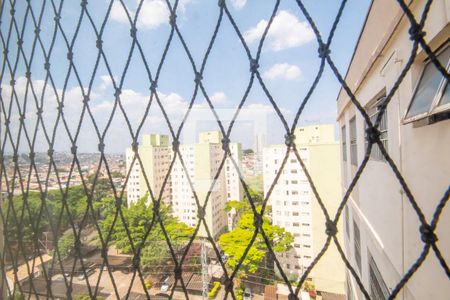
[1,0,371,153]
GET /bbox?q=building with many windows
[263,124,345,295]
[126,132,242,237]
[126,134,171,205]
[171,131,228,238]
[337,0,450,299]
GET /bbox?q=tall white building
[126,134,171,205]
[337,1,450,299]
[171,131,231,238]
[126,131,244,236]
[264,125,345,295]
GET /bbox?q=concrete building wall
[337,1,450,299]
[126,134,171,205]
[264,125,344,294]
[171,133,228,239]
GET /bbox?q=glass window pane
[440,83,449,106]
[407,47,450,118]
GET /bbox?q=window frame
[365,96,388,161]
[403,44,450,124]
[368,252,389,300]
[353,220,361,273]
[349,117,358,166]
[341,125,347,162]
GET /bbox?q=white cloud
[99,75,114,90]
[231,0,246,10]
[110,0,193,29]
[209,91,227,104]
[244,10,314,51]
[263,63,301,80]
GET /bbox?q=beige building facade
[337,1,450,299]
[263,125,345,295]
[126,134,171,205]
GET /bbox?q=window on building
[365,95,388,161]
[291,169,298,174]
[354,220,361,273]
[347,274,355,300]
[345,205,350,238]
[404,44,450,123]
[369,253,389,300]
[342,125,347,161]
[293,212,299,216]
[350,117,357,165]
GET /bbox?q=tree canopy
[101,197,195,269]
[218,202,293,278]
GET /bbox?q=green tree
[102,197,195,269]
[110,171,125,179]
[243,187,263,206]
[57,230,75,258]
[218,208,293,278]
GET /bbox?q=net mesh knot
[130,26,137,38]
[153,202,161,216]
[284,133,296,147]
[29,152,35,163]
[253,214,263,228]
[96,39,103,49]
[221,137,230,152]
[115,198,122,209]
[150,80,158,92]
[195,72,203,84]
[197,207,206,219]
[71,145,78,155]
[365,126,381,144]
[318,43,330,58]
[288,293,299,300]
[420,224,437,244]
[101,248,108,259]
[98,142,105,152]
[224,278,233,292]
[172,140,180,152]
[132,256,141,270]
[131,141,139,152]
[169,13,177,26]
[174,265,182,280]
[325,220,338,236]
[250,59,259,73]
[409,23,426,41]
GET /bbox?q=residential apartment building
[171,131,237,238]
[125,134,171,205]
[225,143,243,230]
[337,1,450,299]
[263,125,345,295]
